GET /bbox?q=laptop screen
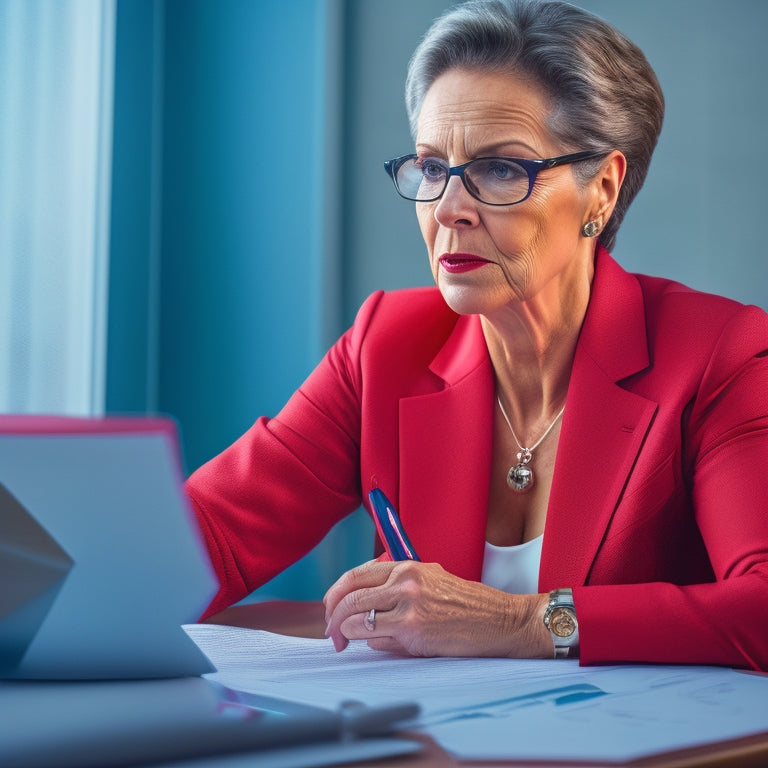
[0,415,217,679]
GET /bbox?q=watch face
[549,607,577,638]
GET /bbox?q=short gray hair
[405,0,664,252]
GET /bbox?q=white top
[481,535,543,594]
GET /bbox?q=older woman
[186,0,768,669]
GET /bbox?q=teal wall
[107,0,767,602]
[159,0,325,472]
[109,0,332,469]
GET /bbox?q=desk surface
[206,600,768,768]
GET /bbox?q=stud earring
[581,220,600,238]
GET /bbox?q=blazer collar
[576,246,650,381]
[398,249,656,585]
[428,312,489,385]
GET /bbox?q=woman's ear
[590,150,627,225]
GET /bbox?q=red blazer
[187,248,768,670]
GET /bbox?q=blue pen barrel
[368,489,421,561]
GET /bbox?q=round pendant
[507,463,534,493]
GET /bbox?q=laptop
[0,415,217,679]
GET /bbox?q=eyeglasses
[384,150,606,206]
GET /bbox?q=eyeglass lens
[395,157,532,205]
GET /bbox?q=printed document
[186,623,768,763]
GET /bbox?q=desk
[207,600,768,768]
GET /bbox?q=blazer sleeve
[575,305,768,670]
[186,291,386,618]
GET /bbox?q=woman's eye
[485,160,522,180]
[488,162,510,179]
[419,160,446,180]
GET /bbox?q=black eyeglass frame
[383,150,608,206]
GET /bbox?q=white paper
[186,623,768,762]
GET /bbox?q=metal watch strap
[543,588,579,659]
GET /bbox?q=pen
[217,685,420,737]
[367,488,421,561]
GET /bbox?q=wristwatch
[543,588,579,658]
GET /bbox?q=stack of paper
[186,623,768,763]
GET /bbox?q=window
[0,0,115,414]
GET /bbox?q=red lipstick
[439,253,491,273]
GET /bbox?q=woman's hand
[323,559,553,658]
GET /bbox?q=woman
[186,0,768,669]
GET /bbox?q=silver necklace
[497,395,565,493]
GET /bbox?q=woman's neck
[480,269,591,439]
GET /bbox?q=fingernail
[331,632,347,653]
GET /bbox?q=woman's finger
[325,579,400,651]
[322,559,396,620]
[337,606,413,655]
[339,605,391,641]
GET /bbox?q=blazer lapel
[398,314,493,581]
[540,250,658,590]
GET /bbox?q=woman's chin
[437,281,500,316]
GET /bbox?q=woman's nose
[433,175,480,229]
